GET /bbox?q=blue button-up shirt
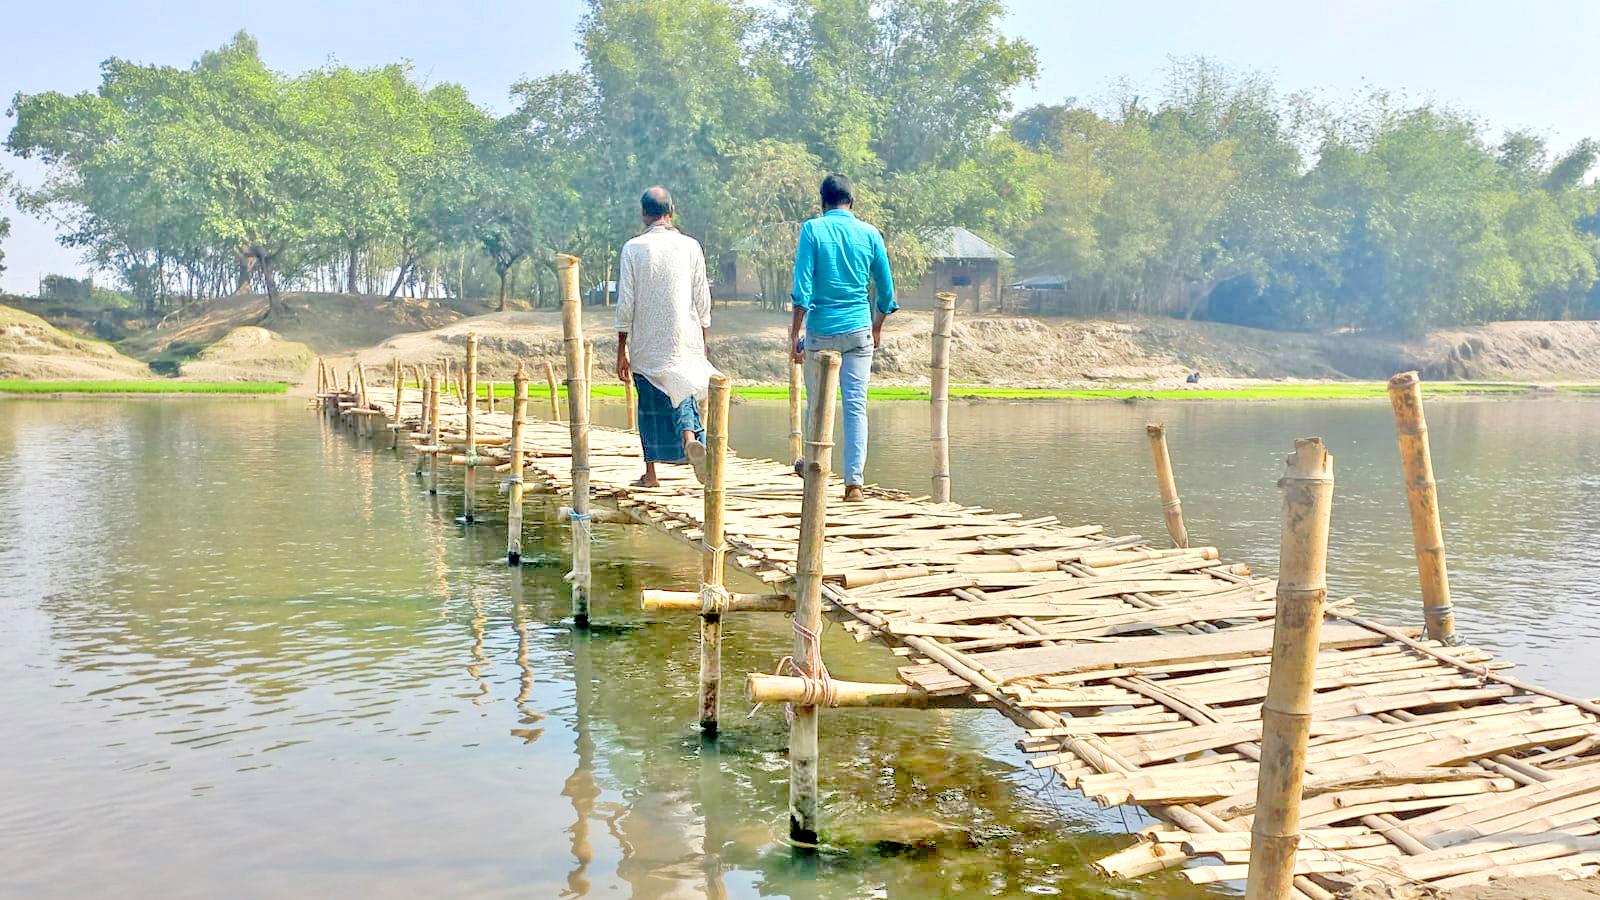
[790,208,897,336]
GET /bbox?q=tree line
[6,0,1599,334]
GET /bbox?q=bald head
[641,186,673,224]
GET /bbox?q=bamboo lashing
[787,358,803,466]
[1247,438,1335,900]
[544,361,561,421]
[1387,371,1456,642]
[1146,424,1189,548]
[462,332,479,524]
[699,373,732,733]
[931,291,956,504]
[559,254,592,627]
[788,350,840,847]
[507,362,529,565]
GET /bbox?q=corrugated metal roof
[926,226,1012,260]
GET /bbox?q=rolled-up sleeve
[871,229,897,315]
[615,245,635,333]
[790,221,816,310]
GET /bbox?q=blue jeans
[803,328,873,486]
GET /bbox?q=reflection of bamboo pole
[564,631,598,896]
[1246,438,1335,900]
[508,362,529,564]
[427,372,442,494]
[1387,371,1456,642]
[699,374,732,733]
[462,333,479,523]
[790,350,840,847]
[930,292,956,503]
[545,361,562,421]
[560,255,592,627]
[1145,423,1189,548]
[788,359,804,465]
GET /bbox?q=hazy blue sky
[3,0,1597,292]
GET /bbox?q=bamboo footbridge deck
[325,380,1600,899]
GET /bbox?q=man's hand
[872,326,883,350]
[790,336,805,365]
[616,349,630,385]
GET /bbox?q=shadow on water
[3,395,1598,897]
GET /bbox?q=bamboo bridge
[317,268,1600,898]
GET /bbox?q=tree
[722,140,822,307]
[0,168,11,280]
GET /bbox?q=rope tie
[699,583,731,616]
[1162,497,1182,511]
[498,474,523,495]
[1422,603,1454,619]
[773,619,838,722]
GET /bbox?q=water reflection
[2,395,1597,898]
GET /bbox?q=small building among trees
[896,227,1010,312]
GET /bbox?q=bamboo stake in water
[427,372,442,493]
[487,380,497,414]
[790,350,841,847]
[584,340,595,424]
[507,363,529,565]
[392,357,403,451]
[559,254,592,627]
[415,373,432,477]
[1246,437,1335,900]
[356,365,370,439]
[1146,423,1190,548]
[624,376,636,431]
[545,360,562,421]
[699,373,732,733]
[788,359,804,466]
[1387,371,1456,642]
[462,333,479,523]
[930,291,956,503]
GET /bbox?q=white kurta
[615,225,718,406]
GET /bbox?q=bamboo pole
[487,380,497,414]
[1246,438,1335,900]
[699,373,732,734]
[790,350,841,847]
[507,363,529,565]
[462,332,479,524]
[545,361,562,421]
[559,254,592,627]
[1146,423,1190,548]
[427,372,442,493]
[414,373,432,477]
[642,589,793,613]
[787,359,804,466]
[1387,371,1456,642]
[392,357,403,450]
[356,365,370,439]
[584,340,595,424]
[930,291,956,503]
[624,374,636,431]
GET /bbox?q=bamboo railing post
[487,379,496,414]
[544,360,562,421]
[414,372,432,477]
[1146,423,1190,549]
[1387,371,1457,642]
[392,357,403,451]
[427,372,442,493]
[790,350,841,848]
[507,363,529,565]
[356,365,370,440]
[624,375,636,431]
[559,254,593,627]
[930,292,956,503]
[462,332,479,524]
[698,374,732,734]
[787,359,804,466]
[1246,438,1335,900]
[584,340,595,424]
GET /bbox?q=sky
[2,0,1598,293]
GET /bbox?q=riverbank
[0,380,288,395]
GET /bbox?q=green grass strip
[0,380,288,395]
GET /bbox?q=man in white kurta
[615,186,719,486]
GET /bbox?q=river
[2,395,1598,898]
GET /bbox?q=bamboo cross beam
[1247,437,1335,900]
[749,674,976,709]
[461,332,479,524]
[1387,371,1456,642]
[931,291,956,503]
[559,254,592,627]
[1146,424,1190,548]
[507,363,529,564]
[790,349,841,848]
[544,360,561,421]
[699,373,732,734]
[642,589,793,614]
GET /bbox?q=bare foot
[685,439,708,485]
[631,475,659,488]
[843,484,865,503]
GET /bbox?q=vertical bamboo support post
[1246,438,1335,900]
[930,291,956,503]
[559,254,592,627]
[316,357,326,399]
[624,376,636,431]
[1146,423,1190,548]
[507,363,529,565]
[443,358,453,400]
[584,340,595,424]
[427,372,442,493]
[392,357,403,450]
[462,333,479,523]
[356,365,370,440]
[487,380,497,414]
[787,359,804,466]
[790,350,841,848]
[415,373,432,477]
[698,374,732,733]
[1387,371,1456,642]
[545,361,562,421]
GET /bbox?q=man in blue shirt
[789,173,897,502]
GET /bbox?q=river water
[2,395,1598,899]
